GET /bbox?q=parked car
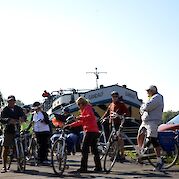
[158,114,179,132]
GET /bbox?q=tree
[0,91,4,108]
[15,100,24,107]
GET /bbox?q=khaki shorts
[138,121,159,138]
[3,133,15,147]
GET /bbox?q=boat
[43,84,142,120]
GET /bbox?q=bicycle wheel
[103,140,119,173]
[16,140,26,172]
[51,139,67,176]
[148,143,179,169]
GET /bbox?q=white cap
[146,85,158,92]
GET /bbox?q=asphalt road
[1,153,179,179]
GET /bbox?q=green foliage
[162,110,179,123]
[0,91,4,108]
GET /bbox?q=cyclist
[137,85,164,171]
[0,95,25,173]
[101,91,129,162]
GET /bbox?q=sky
[0,0,179,111]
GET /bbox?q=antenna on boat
[86,67,107,89]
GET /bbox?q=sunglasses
[112,95,119,98]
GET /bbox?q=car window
[167,114,179,124]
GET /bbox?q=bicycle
[103,114,126,172]
[7,125,26,172]
[51,126,68,176]
[103,116,179,173]
[21,130,38,166]
[51,115,75,176]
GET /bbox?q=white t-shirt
[33,111,50,132]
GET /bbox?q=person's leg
[137,126,146,149]
[1,146,9,172]
[41,132,50,161]
[147,123,163,170]
[35,132,43,162]
[66,133,78,154]
[150,137,162,159]
[103,120,110,141]
[91,133,102,171]
[80,133,89,171]
[1,133,14,172]
[118,136,125,160]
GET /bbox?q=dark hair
[32,101,41,107]
[23,105,31,113]
[7,95,16,101]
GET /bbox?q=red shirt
[104,101,129,125]
[69,104,99,133]
[108,101,129,116]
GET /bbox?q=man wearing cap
[137,85,164,171]
[101,91,129,162]
[0,95,25,173]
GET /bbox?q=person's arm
[25,114,33,131]
[143,95,160,112]
[0,108,10,124]
[101,105,110,120]
[42,111,50,124]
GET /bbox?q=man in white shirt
[32,101,51,164]
[137,85,164,171]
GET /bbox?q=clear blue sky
[0,0,178,111]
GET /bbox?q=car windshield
[167,114,179,124]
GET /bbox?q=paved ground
[0,153,179,179]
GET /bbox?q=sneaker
[93,167,102,172]
[153,161,164,171]
[42,160,51,165]
[76,168,88,173]
[1,168,7,173]
[116,154,126,163]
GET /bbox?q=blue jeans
[66,133,78,153]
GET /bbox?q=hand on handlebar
[110,112,120,119]
[110,112,126,119]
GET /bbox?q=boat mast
[86,67,107,89]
